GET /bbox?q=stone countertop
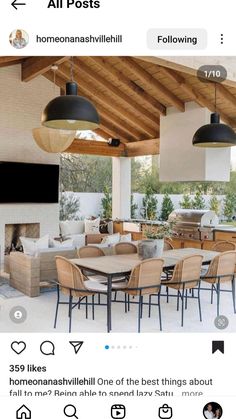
[113,219,163,225]
[213,225,236,233]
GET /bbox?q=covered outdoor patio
[0,55,236,333]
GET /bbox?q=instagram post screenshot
[0,0,236,417]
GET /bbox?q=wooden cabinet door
[214,231,236,242]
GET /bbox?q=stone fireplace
[5,223,40,254]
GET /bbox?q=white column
[160,102,231,182]
[112,157,131,219]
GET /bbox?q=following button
[147,28,207,50]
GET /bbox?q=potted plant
[138,223,173,259]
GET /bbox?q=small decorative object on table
[138,223,172,259]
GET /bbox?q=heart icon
[11,341,26,355]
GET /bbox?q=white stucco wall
[0,65,60,261]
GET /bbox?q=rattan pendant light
[41,58,99,131]
[193,83,236,147]
[32,127,76,153]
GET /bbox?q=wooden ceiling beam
[89,56,166,116]
[98,108,141,142]
[22,56,69,82]
[118,57,185,112]
[217,83,236,108]
[65,138,159,157]
[56,65,157,137]
[73,58,159,127]
[0,56,28,68]
[65,139,125,157]
[125,138,159,157]
[99,118,130,144]
[160,66,236,127]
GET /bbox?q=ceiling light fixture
[41,57,99,131]
[192,83,236,147]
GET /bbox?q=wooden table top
[70,248,219,275]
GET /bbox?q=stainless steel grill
[168,209,219,241]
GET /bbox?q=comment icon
[40,340,55,356]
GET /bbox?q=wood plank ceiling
[1,56,236,156]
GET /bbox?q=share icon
[69,341,84,354]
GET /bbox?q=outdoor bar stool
[54,256,107,333]
[162,255,203,327]
[200,250,236,316]
[112,258,164,333]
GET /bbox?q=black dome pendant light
[41,57,100,131]
[192,83,236,147]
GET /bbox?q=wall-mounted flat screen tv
[0,162,59,203]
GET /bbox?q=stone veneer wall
[0,64,60,264]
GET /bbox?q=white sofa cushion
[84,217,100,234]
[63,234,85,248]
[20,234,49,256]
[101,233,120,246]
[60,220,85,237]
[49,238,75,248]
[120,233,132,242]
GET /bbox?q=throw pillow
[20,234,49,256]
[99,220,109,234]
[101,233,120,246]
[120,233,132,242]
[49,238,74,248]
[59,220,84,237]
[84,217,100,234]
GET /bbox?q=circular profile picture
[203,402,223,419]
[9,29,29,49]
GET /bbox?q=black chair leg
[98,294,101,305]
[232,277,236,314]
[166,286,169,303]
[128,294,130,311]
[198,283,202,322]
[148,295,152,318]
[216,281,220,317]
[158,292,162,331]
[85,296,88,319]
[69,293,73,333]
[138,294,143,333]
[140,296,143,319]
[211,284,214,304]
[181,287,185,327]
[125,293,128,313]
[54,285,60,329]
[92,295,95,320]
[185,289,188,309]
[177,291,180,311]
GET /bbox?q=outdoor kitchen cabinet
[171,238,202,249]
[214,230,236,242]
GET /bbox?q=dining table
[70,248,219,332]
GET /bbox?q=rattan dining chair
[201,250,236,316]
[114,242,137,255]
[212,241,236,252]
[162,255,203,327]
[77,245,106,282]
[164,240,174,251]
[54,256,107,332]
[112,258,164,332]
[77,245,105,258]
